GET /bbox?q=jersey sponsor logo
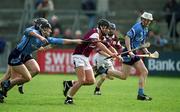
[10,58,21,64]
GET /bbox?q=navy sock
[138,88,144,95]
[95,87,100,91]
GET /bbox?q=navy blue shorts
[8,48,33,66]
[121,49,140,66]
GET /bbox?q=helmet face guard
[34,18,52,37]
[140,12,153,27]
[108,22,116,36]
[97,19,110,28]
[40,27,52,37]
[34,18,48,29]
[97,19,110,36]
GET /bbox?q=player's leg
[65,68,95,104]
[133,59,152,101]
[94,74,106,95]
[64,55,95,104]
[64,66,86,104]
[24,59,40,77]
[0,90,4,103]
[0,66,11,88]
[1,64,32,97]
[63,80,76,97]
[93,53,108,95]
[107,68,127,80]
[84,68,96,85]
[94,60,114,95]
[0,66,11,103]
[18,59,40,94]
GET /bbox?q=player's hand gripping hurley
[105,42,151,60]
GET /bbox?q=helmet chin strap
[41,29,49,37]
[108,33,113,36]
[99,27,107,36]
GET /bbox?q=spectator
[81,0,96,29]
[149,21,168,47]
[163,0,180,38]
[74,30,82,39]
[52,28,61,38]
[34,0,54,18]
[49,15,63,36]
[63,28,73,39]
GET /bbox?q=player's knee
[81,79,95,85]
[31,68,40,76]
[88,80,95,85]
[121,76,127,80]
[101,75,106,80]
[24,76,32,82]
[79,80,86,85]
[121,74,128,80]
[144,70,149,76]
[141,69,148,76]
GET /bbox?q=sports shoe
[1,80,10,97]
[64,97,74,104]
[18,85,24,94]
[0,91,4,103]
[63,81,71,97]
[94,90,101,95]
[137,94,152,101]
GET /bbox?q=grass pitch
[0,74,180,112]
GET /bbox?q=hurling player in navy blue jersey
[0,18,82,103]
[121,12,153,101]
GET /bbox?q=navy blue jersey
[122,22,148,64]
[126,22,148,49]
[16,26,64,55]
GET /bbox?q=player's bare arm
[96,42,117,58]
[62,39,83,44]
[125,35,134,56]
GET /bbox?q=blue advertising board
[144,52,180,75]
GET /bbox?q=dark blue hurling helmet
[97,19,110,28]
[109,22,116,30]
[34,18,51,30]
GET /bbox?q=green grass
[0,74,180,112]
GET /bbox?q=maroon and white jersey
[73,28,100,57]
[106,34,122,53]
[95,36,111,53]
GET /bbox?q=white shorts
[72,54,92,70]
[93,53,114,70]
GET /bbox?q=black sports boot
[94,87,101,95]
[137,94,152,101]
[0,91,4,103]
[18,85,24,94]
[64,96,74,104]
[1,80,10,97]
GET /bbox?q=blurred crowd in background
[0,0,180,52]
